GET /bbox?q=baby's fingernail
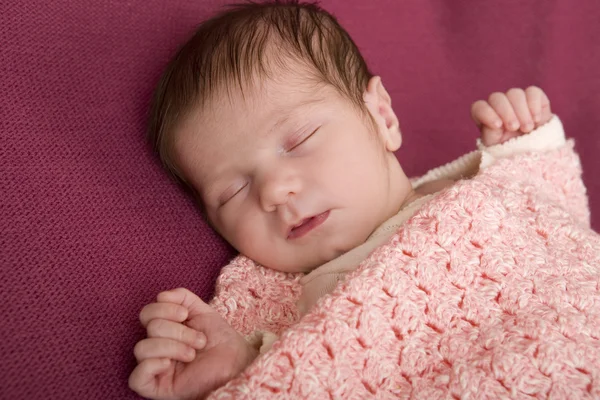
[534,113,541,122]
[510,121,519,131]
[523,122,533,131]
[494,120,502,128]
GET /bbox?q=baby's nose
[258,168,302,212]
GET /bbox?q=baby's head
[149,1,414,273]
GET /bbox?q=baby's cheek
[232,215,269,255]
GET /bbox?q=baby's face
[174,71,408,273]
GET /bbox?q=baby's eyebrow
[268,114,292,137]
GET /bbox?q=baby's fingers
[525,86,543,123]
[526,86,552,125]
[134,338,196,363]
[147,319,207,350]
[471,100,502,130]
[158,288,214,319]
[506,88,534,132]
[140,302,188,327]
[488,92,520,132]
[129,358,171,399]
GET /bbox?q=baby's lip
[287,210,330,240]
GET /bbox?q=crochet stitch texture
[209,136,599,398]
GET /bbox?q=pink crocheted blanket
[208,137,600,398]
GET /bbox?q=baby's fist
[471,86,552,146]
[129,288,258,400]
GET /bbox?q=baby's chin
[262,241,358,274]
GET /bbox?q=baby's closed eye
[285,127,320,152]
[219,182,248,206]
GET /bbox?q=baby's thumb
[157,288,212,317]
[129,358,171,398]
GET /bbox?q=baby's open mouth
[287,210,330,240]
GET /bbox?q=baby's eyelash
[219,183,248,206]
[288,127,320,151]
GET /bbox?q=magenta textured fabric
[1,1,599,398]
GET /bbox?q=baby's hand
[471,86,552,146]
[129,288,258,400]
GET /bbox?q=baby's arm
[129,288,259,400]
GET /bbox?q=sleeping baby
[129,2,599,399]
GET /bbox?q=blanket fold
[209,120,599,399]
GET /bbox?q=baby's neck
[400,178,455,211]
[400,189,423,210]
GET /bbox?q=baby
[129,2,569,399]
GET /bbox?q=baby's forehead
[202,74,336,119]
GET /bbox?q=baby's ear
[363,76,401,151]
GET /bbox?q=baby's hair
[149,0,373,188]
